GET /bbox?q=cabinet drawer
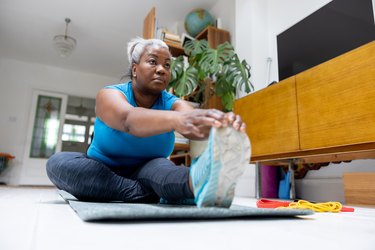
[297,42,375,150]
[234,77,300,157]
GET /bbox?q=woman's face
[132,45,172,95]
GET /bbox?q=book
[162,31,181,42]
[164,32,181,42]
[164,38,183,48]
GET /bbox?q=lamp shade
[53,35,76,57]
[53,18,76,57]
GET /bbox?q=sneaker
[190,126,251,208]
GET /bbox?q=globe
[184,9,215,38]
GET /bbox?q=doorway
[61,96,96,153]
[19,92,95,185]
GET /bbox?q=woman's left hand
[194,111,247,136]
[172,101,246,138]
[223,112,246,133]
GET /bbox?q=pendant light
[53,18,77,57]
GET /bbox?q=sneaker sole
[198,127,251,207]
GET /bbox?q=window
[30,95,62,158]
[61,96,96,153]
[62,124,86,142]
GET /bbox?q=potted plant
[168,39,253,111]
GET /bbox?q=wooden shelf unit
[196,26,231,49]
[143,7,184,57]
[164,26,231,57]
[143,8,231,56]
[143,7,156,40]
[170,143,191,166]
[164,41,185,57]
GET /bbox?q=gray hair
[125,37,169,78]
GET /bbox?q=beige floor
[0,186,375,250]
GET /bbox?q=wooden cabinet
[297,42,375,150]
[234,41,375,164]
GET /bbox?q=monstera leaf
[223,54,253,93]
[199,42,235,75]
[169,56,198,97]
[184,39,208,57]
[169,39,253,111]
[169,56,184,83]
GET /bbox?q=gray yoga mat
[59,190,313,222]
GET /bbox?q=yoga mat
[58,190,313,222]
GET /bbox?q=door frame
[19,89,67,185]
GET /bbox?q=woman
[46,37,250,208]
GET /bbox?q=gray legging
[46,152,194,203]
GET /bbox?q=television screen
[277,0,375,81]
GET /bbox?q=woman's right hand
[174,109,227,139]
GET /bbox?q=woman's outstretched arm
[95,89,227,138]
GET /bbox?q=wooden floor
[0,186,375,250]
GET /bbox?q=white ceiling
[0,0,220,79]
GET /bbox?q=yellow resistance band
[281,200,343,213]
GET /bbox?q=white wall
[209,0,255,197]
[232,0,269,198]
[0,58,118,185]
[210,0,236,44]
[235,0,269,93]
[233,0,375,201]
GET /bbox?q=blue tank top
[87,81,179,168]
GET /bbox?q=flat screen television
[277,0,375,81]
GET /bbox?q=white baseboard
[295,178,345,203]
